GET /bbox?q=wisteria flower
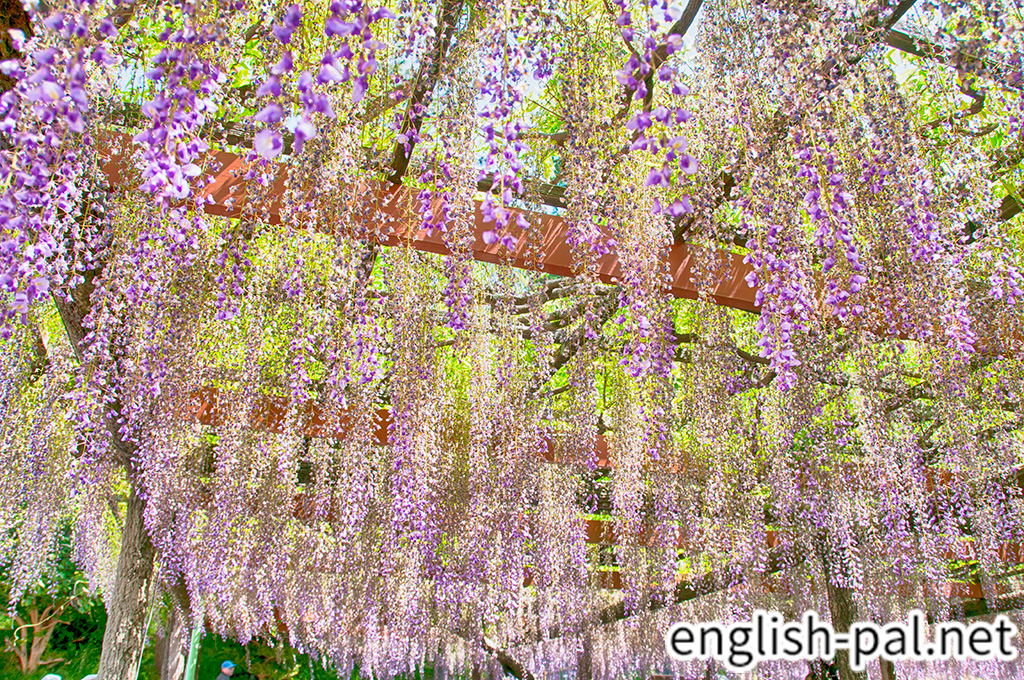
[254,129,284,159]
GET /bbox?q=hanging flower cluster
[475,1,538,250]
[0,12,111,332]
[615,0,698,213]
[741,205,814,390]
[793,129,867,321]
[254,1,394,161]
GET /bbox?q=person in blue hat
[215,660,236,680]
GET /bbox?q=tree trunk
[27,605,66,671]
[54,271,157,679]
[154,603,186,680]
[805,659,839,680]
[824,579,865,680]
[816,534,867,680]
[576,635,593,680]
[97,486,157,680]
[7,602,68,672]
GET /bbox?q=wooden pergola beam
[98,143,760,313]
[186,386,612,465]
[186,388,1024,570]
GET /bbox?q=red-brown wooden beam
[184,387,696,550]
[99,143,760,313]
[189,386,1024,568]
[187,388,1024,598]
[186,386,611,465]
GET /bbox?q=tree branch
[538,546,796,641]
[613,0,703,122]
[884,29,1022,91]
[481,637,535,680]
[387,0,466,183]
[52,266,138,468]
[674,1,918,244]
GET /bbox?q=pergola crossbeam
[98,144,760,312]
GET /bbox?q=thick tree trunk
[97,487,157,680]
[816,535,867,680]
[824,579,865,680]
[54,271,158,679]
